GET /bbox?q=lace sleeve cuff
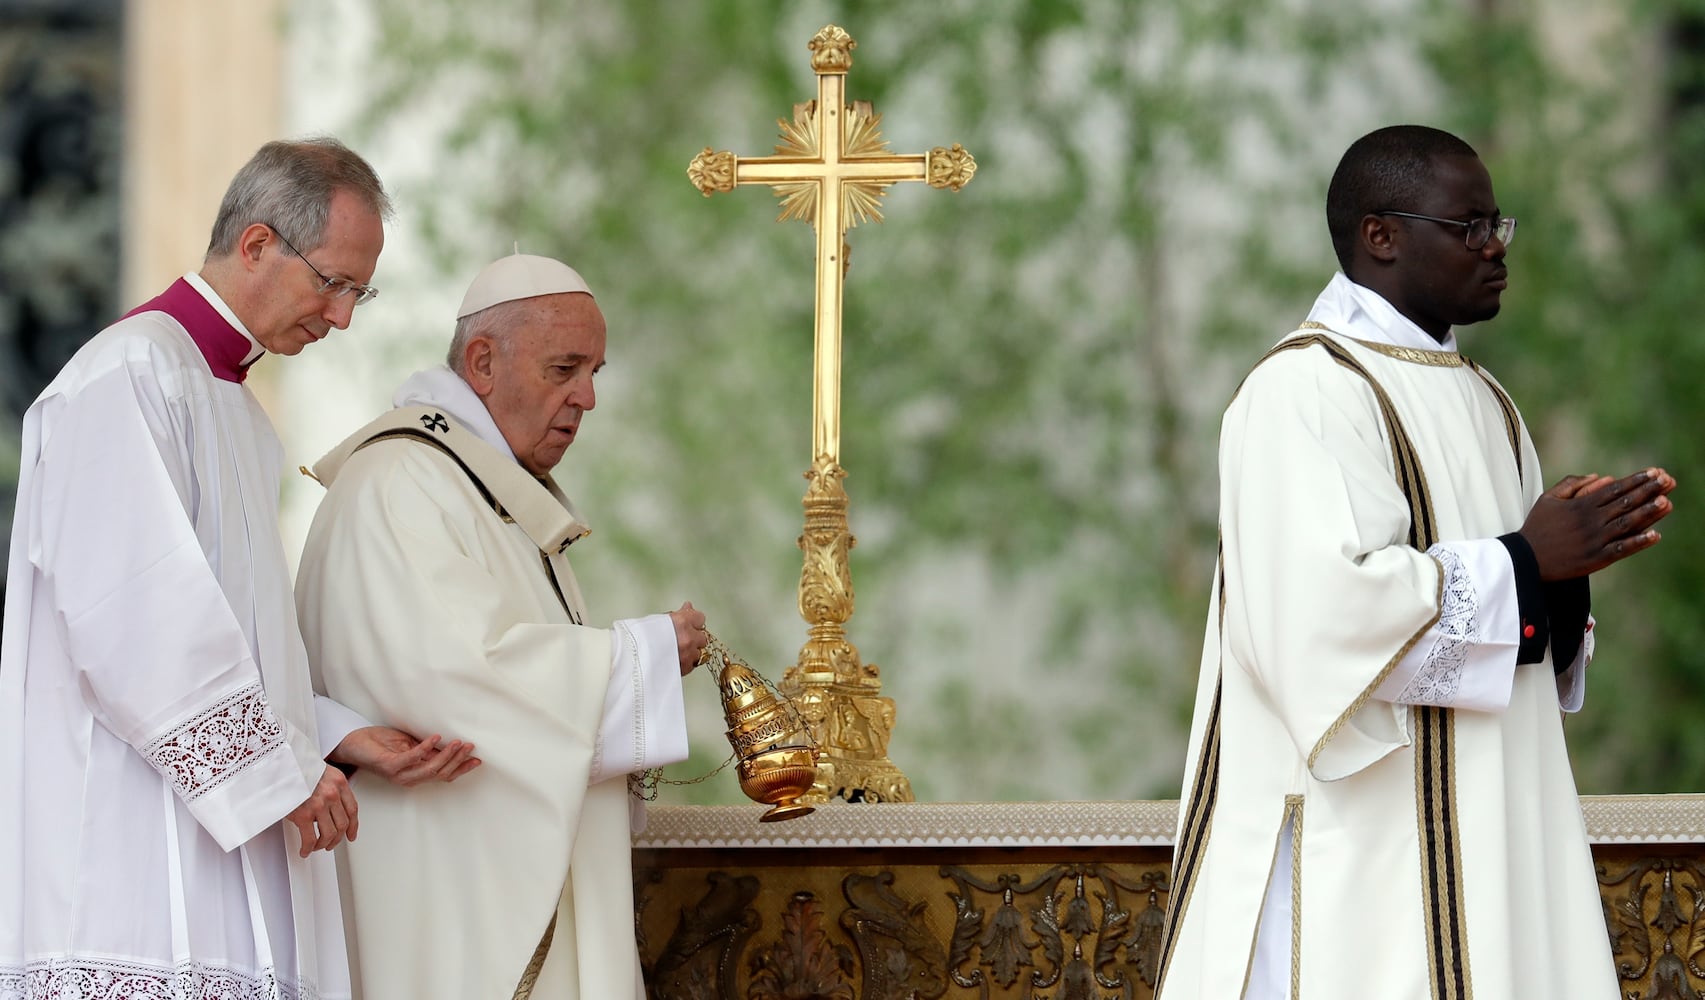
[1373,540,1520,711]
[140,684,314,849]
[141,684,287,801]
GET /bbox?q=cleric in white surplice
[294,254,706,1000]
[0,139,479,1000]
[1155,126,1677,999]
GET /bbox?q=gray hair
[205,137,393,258]
[447,298,530,375]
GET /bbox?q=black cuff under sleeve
[1496,532,1549,665]
[1543,576,1591,675]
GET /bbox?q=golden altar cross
[688,24,975,804]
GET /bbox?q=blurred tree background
[3,0,1701,803]
[283,0,1705,802]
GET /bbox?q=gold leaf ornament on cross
[687,149,735,195]
[808,23,855,72]
[685,25,977,237]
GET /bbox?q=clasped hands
[285,727,482,858]
[1519,466,1677,581]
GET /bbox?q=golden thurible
[703,636,821,822]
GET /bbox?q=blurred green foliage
[1427,1,1705,794]
[306,0,1705,800]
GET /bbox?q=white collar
[183,271,266,365]
[1305,272,1459,353]
[393,365,518,462]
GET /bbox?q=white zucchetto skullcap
[456,253,595,320]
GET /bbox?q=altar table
[634,796,1705,998]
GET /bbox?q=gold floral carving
[1598,851,1705,996]
[687,148,737,196]
[782,455,911,804]
[796,456,855,630]
[927,144,978,192]
[942,864,1169,995]
[634,856,1176,1000]
[636,801,1705,999]
[748,892,856,1000]
[636,851,1705,999]
[809,25,856,73]
[644,871,761,1000]
[841,872,950,999]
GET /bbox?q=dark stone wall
[0,0,123,605]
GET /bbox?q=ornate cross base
[781,455,912,804]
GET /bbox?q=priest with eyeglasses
[1156,124,1675,1000]
[0,138,477,1000]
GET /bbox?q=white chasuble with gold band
[1155,274,1615,999]
[295,372,687,1000]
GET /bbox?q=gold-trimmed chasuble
[688,24,975,804]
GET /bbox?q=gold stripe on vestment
[1245,334,1442,770]
[1416,703,1473,1000]
[1465,361,1525,485]
[1238,799,1302,999]
[513,912,557,1000]
[1153,552,1227,995]
[350,421,582,1000]
[1297,321,1525,484]
[1246,333,1437,552]
[1240,328,1475,996]
[1299,320,1465,367]
[1323,325,1522,1000]
[1288,795,1304,1000]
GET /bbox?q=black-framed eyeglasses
[1374,211,1517,251]
[266,225,379,305]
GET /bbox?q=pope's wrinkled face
[474,293,606,476]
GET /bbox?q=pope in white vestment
[0,275,360,1000]
[294,255,695,1000]
[1156,271,1624,999]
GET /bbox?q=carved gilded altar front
[634,797,1705,1000]
[638,847,1170,1000]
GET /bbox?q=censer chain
[628,751,736,801]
